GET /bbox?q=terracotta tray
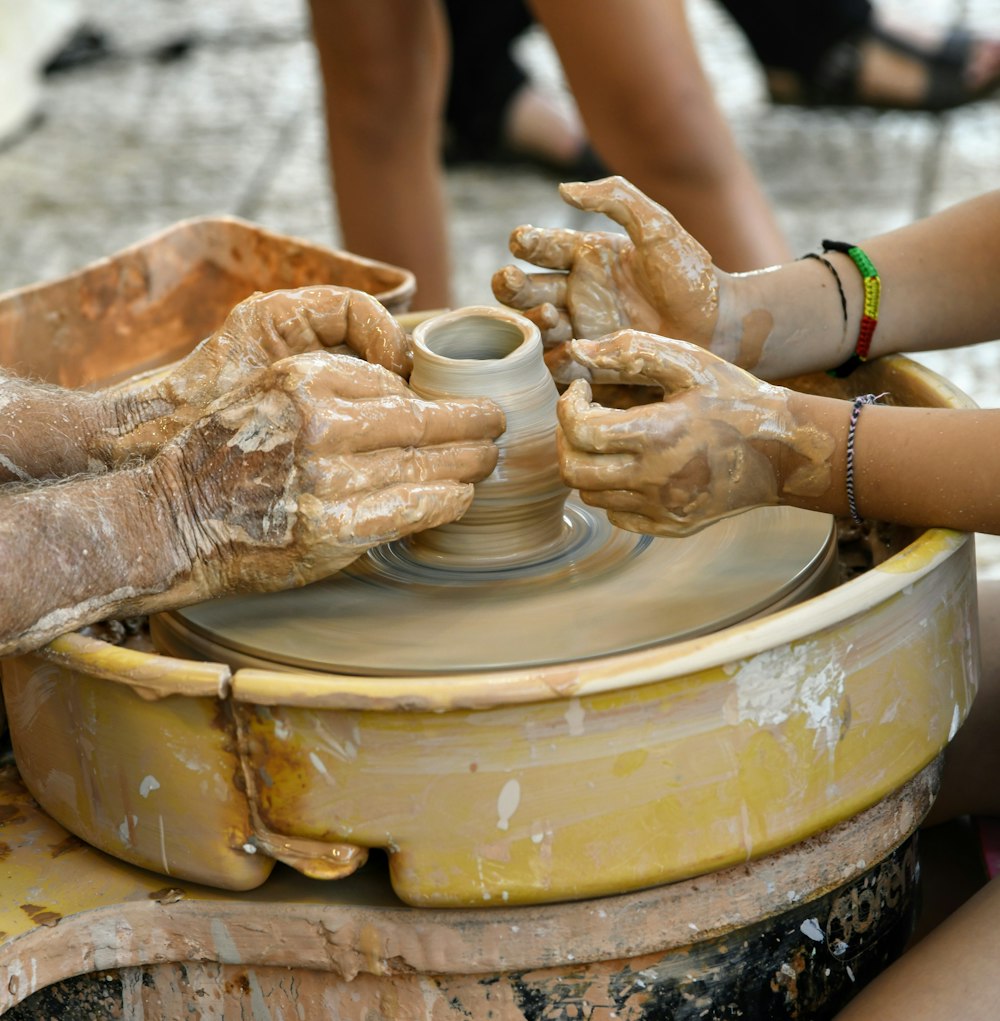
[0,215,415,390]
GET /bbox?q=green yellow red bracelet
[822,239,881,378]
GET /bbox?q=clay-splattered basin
[0,227,979,907]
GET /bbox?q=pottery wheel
[157,499,836,674]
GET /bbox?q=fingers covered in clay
[557,332,833,537]
[108,286,412,463]
[180,284,410,390]
[155,351,504,597]
[495,176,722,354]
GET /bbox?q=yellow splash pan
[0,222,979,908]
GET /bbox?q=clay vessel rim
[410,305,538,368]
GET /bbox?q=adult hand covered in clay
[0,351,505,657]
[557,332,833,537]
[115,285,413,460]
[0,286,415,486]
[491,176,720,383]
[154,351,504,597]
[0,349,500,653]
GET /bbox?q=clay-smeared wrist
[711,268,780,375]
[0,382,122,482]
[97,385,187,464]
[774,392,838,506]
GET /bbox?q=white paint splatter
[732,642,846,751]
[117,814,138,845]
[949,704,961,740]
[564,698,585,737]
[211,917,243,964]
[309,751,330,777]
[800,918,825,942]
[139,775,160,798]
[496,778,521,831]
[158,815,170,876]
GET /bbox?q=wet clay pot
[407,305,566,565]
[0,229,980,909]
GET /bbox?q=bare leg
[529,0,791,271]
[308,0,452,309]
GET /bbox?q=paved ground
[2,0,1000,567]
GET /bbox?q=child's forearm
[782,394,1000,534]
[720,192,1000,380]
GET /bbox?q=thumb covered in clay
[559,176,686,250]
[495,176,721,353]
[109,286,413,461]
[569,332,774,401]
[558,177,716,306]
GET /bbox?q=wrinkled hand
[153,351,504,598]
[557,332,802,537]
[492,177,721,383]
[110,285,412,459]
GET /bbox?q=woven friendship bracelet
[846,393,887,525]
[822,240,881,378]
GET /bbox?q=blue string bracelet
[846,393,887,524]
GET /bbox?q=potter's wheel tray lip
[142,525,973,711]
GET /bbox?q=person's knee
[325,52,444,150]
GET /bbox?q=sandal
[766,22,1000,112]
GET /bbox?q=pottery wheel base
[1,761,936,1021]
[154,499,837,674]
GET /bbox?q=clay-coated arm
[0,286,413,485]
[0,373,119,483]
[560,333,1000,537]
[0,352,503,657]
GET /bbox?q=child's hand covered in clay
[153,351,505,598]
[557,332,833,537]
[491,176,721,383]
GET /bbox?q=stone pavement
[2,0,1000,567]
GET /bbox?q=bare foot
[502,84,589,168]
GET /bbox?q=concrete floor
[2,0,1000,566]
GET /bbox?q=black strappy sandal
[766,22,1000,112]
